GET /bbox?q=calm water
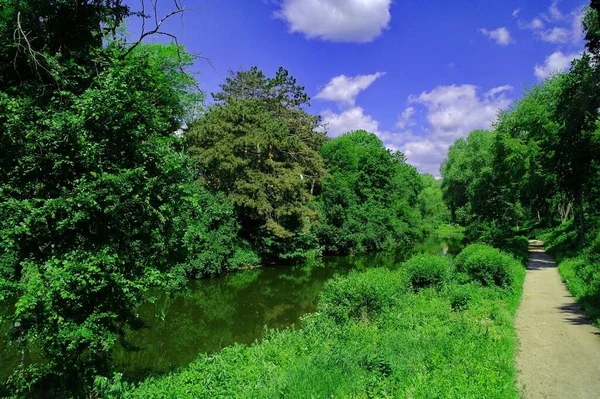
[1,229,464,383]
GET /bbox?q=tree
[492,75,566,225]
[0,2,243,396]
[440,130,495,225]
[187,67,328,262]
[315,130,422,254]
[554,55,600,237]
[418,174,450,232]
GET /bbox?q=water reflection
[0,230,464,384]
[114,230,464,380]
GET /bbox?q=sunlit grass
[121,245,525,398]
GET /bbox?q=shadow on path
[557,302,592,326]
[516,240,600,399]
[526,252,556,270]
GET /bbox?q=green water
[1,229,464,383]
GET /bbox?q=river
[0,228,464,384]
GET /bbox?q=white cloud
[275,0,392,43]
[315,72,385,107]
[513,8,521,17]
[539,27,572,43]
[531,18,544,29]
[412,84,512,141]
[547,0,563,21]
[518,2,583,45]
[534,51,580,79]
[480,27,513,46]
[486,85,513,97]
[320,106,380,138]
[396,106,415,129]
[379,84,512,175]
[401,140,449,176]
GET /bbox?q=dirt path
[515,240,600,398]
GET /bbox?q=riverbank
[115,243,525,398]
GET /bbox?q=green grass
[435,224,465,236]
[540,220,600,326]
[115,245,526,398]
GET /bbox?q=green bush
[443,283,483,311]
[403,253,453,291]
[318,268,409,323]
[503,236,529,265]
[128,246,524,398]
[455,244,521,288]
[543,220,600,326]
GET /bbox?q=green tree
[554,55,600,237]
[0,2,245,396]
[440,130,495,225]
[418,174,450,232]
[493,75,568,225]
[187,67,328,262]
[315,130,422,254]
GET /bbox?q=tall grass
[114,245,526,398]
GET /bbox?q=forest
[1,0,600,398]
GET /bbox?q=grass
[539,220,600,326]
[112,245,526,398]
[435,224,465,236]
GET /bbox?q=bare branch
[13,11,54,82]
[122,1,186,58]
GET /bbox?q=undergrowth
[540,219,600,325]
[113,244,526,398]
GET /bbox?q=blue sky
[130,0,586,175]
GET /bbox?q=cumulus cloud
[275,0,392,43]
[320,106,380,138]
[315,72,385,107]
[513,8,521,17]
[411,84,512,141]
[396,107,416,129]
[379,84,512,175]
[480,27,513,46]
[518,2,583,44]
[534,51,580,79]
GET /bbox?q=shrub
[503,236,529,265]
[558,257,600,324]
[403,253,453,291]
[455,244,521,288]
[318,268,409,323]
[443,283,481,311]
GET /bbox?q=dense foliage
[0,2,248,396]
[438,0,600,339]
[0,2,451,396]
[440,3,600,246]
[126,245,525,398]
[418,174,451,232]
[186,68,327,262]
[315,131,423,254]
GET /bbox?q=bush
[318,268,409,323]
[403,253,453,291]
[129,249,525,398]
[558,257,600,324]
[443,283,482,311]
[503,236,529,265]
[455,244,522,288]
[543,220,600,326]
